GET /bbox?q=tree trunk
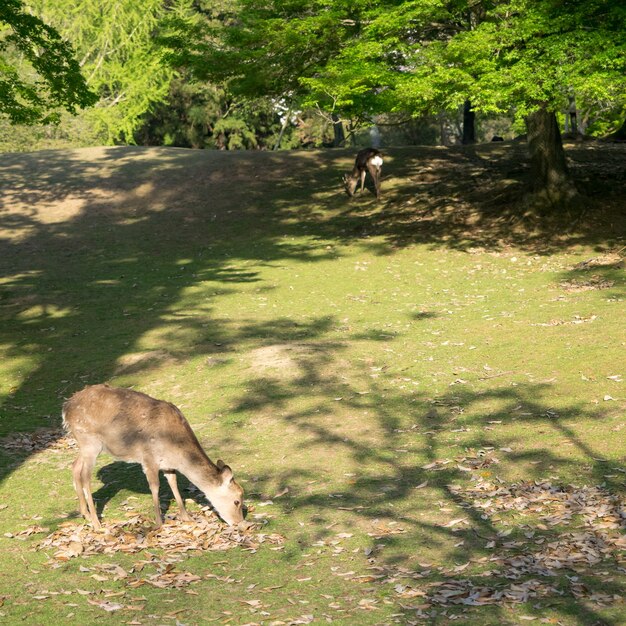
[273,104,292,151]
[563,95,578,137]
[525,104,578,209]
[438,112,449,145]
[568,96,578,135]
[332,113,345,147]
[462,100,476,144]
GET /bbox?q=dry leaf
[442,518,467,528]
[87,599,124,611]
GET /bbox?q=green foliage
[160,0,366,120]
[0,111,101,152]
[410,0,626,122]
[212,117,258,150]
[164,0,341,93]
[0,0,96,125]
[585,104,626,137]
[134,78,294,150]
[176,0,626,136]
[19,0,193,143]
[3,0,624,150]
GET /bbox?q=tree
[134,76,295,150]
[412,0,626,207]
[0,0,96,124]
[160,0,371,146]
[26,0,189,143]
[169,0,626,208]
[462,100,476,144]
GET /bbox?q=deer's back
[63,384,203,465]
[356,147,382,166]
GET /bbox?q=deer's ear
[219,464,233,482]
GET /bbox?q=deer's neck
[176,448,220,491]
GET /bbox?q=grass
[0,142,624,625]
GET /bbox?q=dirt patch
[248,343,322,379]
[560,275,616,292]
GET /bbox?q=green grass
[0,143,624,625]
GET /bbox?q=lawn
[0,142,624,625]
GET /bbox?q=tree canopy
[0,0,96,124]
[163,0,625,202]
[181,0,625,128]
[2,0,625,162]
[27,0,189,142]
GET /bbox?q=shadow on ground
[0,143,624,623]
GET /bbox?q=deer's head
[207,460,245,525]
[342,174,357,197]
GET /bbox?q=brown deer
[343,148,383,198]
[62,384,244,529]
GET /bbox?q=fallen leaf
[87,599,124,612]
[442,518,467,528]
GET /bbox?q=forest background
[1,0,624,156]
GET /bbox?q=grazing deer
[343,148,383,198]
[62,384,244,529]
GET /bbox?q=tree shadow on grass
[0,147,341,482]
[318,143,626,256]
[555,255,625,299]
[228,338,625,624]
[0,144,623,623]
[92,462,206,524]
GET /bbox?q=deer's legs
[366,163,380,198]
[76,445,101,529]
[360,169,366,192]
[142,460,163,527]
[71,457,89,519]
[164,470,191,521]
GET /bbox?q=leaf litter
[0,429,75,454]
[7,432,625,619]
[2,432,288,617]
[359,479,625,618]
[17,511,286,616]
[37,511,283,564]
[559,275,615,292]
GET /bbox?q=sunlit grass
[0,144,624,624]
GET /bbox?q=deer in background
[63,384,244,528]
[343,147,383,198]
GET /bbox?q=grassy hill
[0,144,624,624]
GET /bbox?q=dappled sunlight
[0,145,623,624]
[113,349,178,377]
[15,303,72,321]
[221,320,624,621]
[0,148,342,437]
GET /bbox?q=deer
[62,384,244,529]
[343,147,383,198]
